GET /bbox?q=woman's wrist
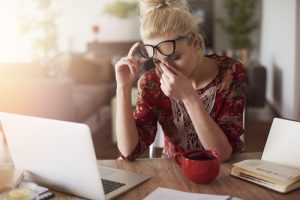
[182,90,202,108]
[182,89,198,101]
[116,85,132,103]
[116,84,132,93]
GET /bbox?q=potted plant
[99,0,139,41]
[217,0,259,64]
[102,0,138,19]
[19,0,61,59]
[218,0,259,49]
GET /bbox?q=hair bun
[139,0,189,16]
[157,0,170,9]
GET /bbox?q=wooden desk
[51,152,299,200]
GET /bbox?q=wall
[53,0,263,57]
[51,0,103,52]
[260,0,298,119]
[56,0,262,55]
[1,0,264,62]
[297,1,300,120]
[53,0,140,53]
[97,16,140,42]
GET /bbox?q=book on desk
[231,159,300,193]
[231,118,300,193]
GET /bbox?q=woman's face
[142,33,199,77]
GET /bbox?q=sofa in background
[0,54,116,134]
[246,64,267,107]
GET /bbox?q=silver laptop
[0,112,150,200]
[262,117,300,168]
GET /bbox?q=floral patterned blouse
[120,54,246,161]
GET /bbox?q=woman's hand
[114,42,146,89]
[160,64,197,100]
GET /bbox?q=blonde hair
[139,0,205,52]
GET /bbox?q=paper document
[144,187,236,200]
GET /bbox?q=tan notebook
[0,169,24,192]
[231,159,300,193]
[231,118,300,193]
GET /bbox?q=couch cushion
[0,78,76,121]
[73,83,116,121]
[69,54,114,84]
[246,65,267,107]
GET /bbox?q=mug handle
[174,153,183,166]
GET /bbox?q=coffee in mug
[174,149,220,184]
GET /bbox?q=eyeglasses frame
[138,33,195,59]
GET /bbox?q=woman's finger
[160,73,173,91]
[115,58,136,73]
[160,82,169,97]
[160,82,173,97]
[127,43,147,73]
[128,42,140,57]
[118,57,137,68]
[161,73,169,85]
[128,64,137,74]
[160,64,176,79]
[165,64,185,78]
[137,57,148,69]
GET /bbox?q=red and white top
[121,54,247,161]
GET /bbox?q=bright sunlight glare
[0,0,34,62]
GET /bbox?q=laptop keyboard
[101,178,126,194]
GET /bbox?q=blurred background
[0,0,299,159]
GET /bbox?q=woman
[114,0,246,162]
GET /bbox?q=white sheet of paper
[143,187,232,200]
[262,118,300,168]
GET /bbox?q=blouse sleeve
[216,62,247,153]
[120,73,159,161]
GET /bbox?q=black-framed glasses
[138,33,194,59]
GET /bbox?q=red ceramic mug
[174,149,220,184]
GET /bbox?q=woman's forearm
[182,92,232,161]
[116,87,139,157]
